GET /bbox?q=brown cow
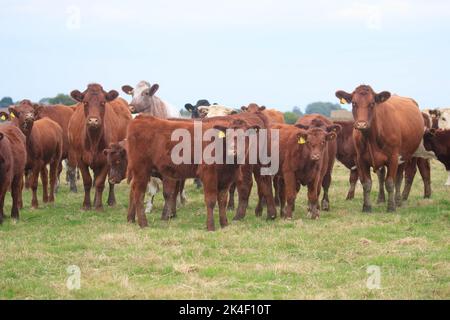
[424,129,450,186]
[8,100,63,208]
[241,104,285,124]
[273,122,340,219]
[34,104,77,192]
[336,85,424,212]
[68,84,131,210]
[296,114,340,211]
[126,113,267,230]
[0,113,27,223]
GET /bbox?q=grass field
[0,161,449,299]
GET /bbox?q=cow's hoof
[362,205,372,213]
[387,204,396,212]
[321,201,330,211]
[233,215,245,221]
[138,222,148,228]
[346,194,354,201]
[227,206,235,212]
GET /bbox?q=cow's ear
[241,106,248,111]
[0,132,3,141]
[213,125,228,138]
[185,104,194,112]
[105,90,119,102]
[0,111,9,121]
[259,106,266,111]
[295,123,309,130]
[296,132,308,145]
[375,91,391,104]
[149,84,159,96]
[326,132,337,141]
[230,109,239,115]
[71,90,84,102]
[33,104,44,117]
[335,90,352,104]
[8,106,18,118]
[122,85,134,95]
[327,124,342,134]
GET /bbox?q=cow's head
[213,119,260,160]
[438,110,450,129]
[122,81,159,114]
[71,83,118,130]
[8,100,40,135]
[241,103,266,113]
[104,142,128,184]
[185,99,211,119]
[295,124,340,161]
[336,85,391,132]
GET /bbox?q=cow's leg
[49,160,59,203]
[402,158,417,201]
[18,176,23,209]
[279,178,286,217]
[127,187,136,223]
[376,167,386,204]
[395,163,405,208]
[202,172,218,231]
[283,172,297,219]
[145,178,158,214]
[0,185,6,224]
[218,187,229,228]
[55,161,63,194]
[179,179,187,206]
[307,180,321,219]
[78,162,92,210]
[227,182,236,211]
[194,177,203,189]
[321,169,332,211]
[93,166,108,211]
[11,174,22,221]
[40,166,49,203]
[161,178,177,220]
[417,159,431,198]
[67,164,78,193]
[385,154,400,212]
[131,178,148,228]
[30,164,41,209]
[356,156,372,213]
[346,169,358,200]
[273,176,281,207]
[254,170,277,220]
[233,165,253,221]
[107,182,116,207]
[254,175,265,217]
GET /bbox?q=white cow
[198,104,238,118]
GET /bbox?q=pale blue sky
[1,0,449,111]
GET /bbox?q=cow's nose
[311,154,320,161]
[88,117,100,127]
[354,121,369,130]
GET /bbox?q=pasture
[0,161,448,300]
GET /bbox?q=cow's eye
[352,102,357,108]
[442,118,446,121]
[369,102,375,108]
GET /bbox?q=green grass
[0,161,449,299]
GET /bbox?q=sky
[1,0,449,111]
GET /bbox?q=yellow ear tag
[10,113,15,119]
[0,115,5,121]
[218,131,226,139]
[340,98,347,105]
[298,136,306,144]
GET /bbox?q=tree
[40,94,77,106]
[0,97,14,108]
[292,106,303,116]
[305,102,342,117]
[284,111,299,124]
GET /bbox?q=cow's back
[39,105,74,157]
[334,120,356,169]
[376,96,423,157]
[263,109,285,124]
[106,98,132,142]
[32,118,63,163]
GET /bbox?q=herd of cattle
[0,81,449,230]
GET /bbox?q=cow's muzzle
[310,154,320,161]
[87,117,101,128]
[354,121,369,131]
